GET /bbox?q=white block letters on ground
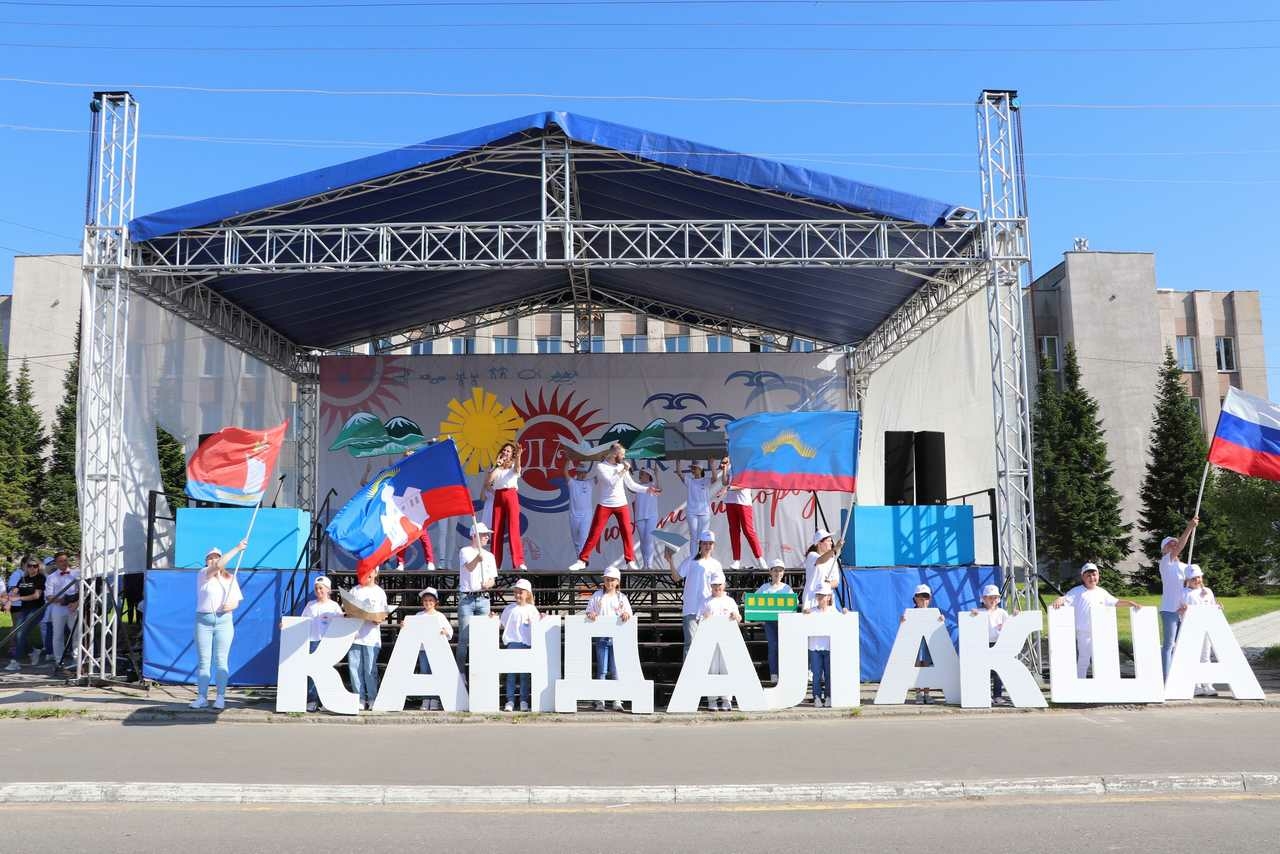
[372,617,469,712]
[1049,605,1163,704]
[874,609,959,705]
[467,616,563,712]
[667,617,766,713]
[276,617,361,715]
[958,611,1047,709]
[555,615,655,714]
[764,612,860,710]
[1164,607,1264,701]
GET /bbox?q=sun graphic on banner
[513,388,608,494]
[319,356,408,434]
[439,387,526,475]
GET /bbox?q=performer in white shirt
[678,462,716,547]
[561,458,595,556]
[191,541,247,710]
[1052,562,1141,679]
[717,457,764,570]
[633,470,660,569]
[405,586,453,710]
[968,583,1011,705]
[698,567,741,711]
[1177,565,1223,697]
[585,566,634,711]
[668,530,722,661]
[497,578,540,712]
[1158,516,1198,679]
[568,444,660,571]
[456,522,497,673]
[482,442,527,570]
[801,530,842,611]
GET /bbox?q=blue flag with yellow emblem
[726,412,860,492]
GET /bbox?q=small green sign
[743,591,799,622]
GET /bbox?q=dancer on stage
[633,469,660,569]
[717,456,764,570]
[568,444,660,571]
[561,458,595,556]
[482,442,527,570]
[191,540,247,710]
[678,461,716,546]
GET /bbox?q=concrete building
[1029,247,1268,575]
[5,255,81,430]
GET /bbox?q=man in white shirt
[1052,562,1142,678]
[456,522,497,673]
[44,552,79,671]
[1158,516,1198,679]
[568,444,660,571]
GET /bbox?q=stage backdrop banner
[842,566,1002,682]
[319,354,850,569]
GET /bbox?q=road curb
[1,773,1274,807]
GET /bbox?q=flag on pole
[1208,387,1280,481]
[186,422,288,506]
[326,439,474,582]
[726,411,860,492]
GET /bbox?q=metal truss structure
[77,89,1038,682]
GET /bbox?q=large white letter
[874,608,959,705]
[554,615,654,714]
[764,611,860,710]
[1164,607,1264,700]
[1049,605,1163,703]
[372,618,470,712]
[666,617,766,713]
[467,616,563,712]
[958,611,1047,709]
[276,616,360,715]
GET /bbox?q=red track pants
[491,487,525,568]
[725,502,763,562]
[579,503,635,563]
[391,526,435,567]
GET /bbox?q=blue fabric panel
[130,111,957,240]
[843,565,1002,682]
[851,506,976,567]
[142,568,320,685]
[174,507,310,569]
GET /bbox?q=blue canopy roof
[129,112,964,349]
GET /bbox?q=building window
[493,336,519,354]
[1038,336,1060,371]
[791,338,815,353]
[1176,336,1197,372]
[242,353,264,377]
[1190,396,1203,428]
[665,335,691,353]
[409,341,432,356]
[1215,336,1236,372]
[201,339,220,377]
[536,336,562,354]
[706,334,732,353]
[451,337,476,355]
[622,335,648,353]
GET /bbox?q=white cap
[816,582,833,597]
[770,558,786,569]
[513,579,533,594]
[698,529,716,543]
[706,569,726,586]
[472,522,492,537]
[419,586,439,600]
[1187,564,1204,579]
[314,576,332,589]
[811,529,833,546]
[602,567,621,580]
[206,547,223,558]
[981,584,1000,598]
[1080,562,1099,576]
[1160,536,1178,552]
[914,583,932,597]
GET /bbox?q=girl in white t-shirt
[191,539,247,710]
[804,583,835,707]
[1178,565,1222,697]
[406,586,453,710]
[905,583,945,705]
[802,530,842,611]
[633,470,660,569]
[497,578,540,712]
[698,569,741,711]
[755,559,793,682]
[482,442,527,570]
[968,584,1010,705]
[298,576,343,712]
[679,462,716,546]
[585,566,633,711]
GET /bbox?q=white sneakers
[4,660,20,672]
[213,697,226,710]
[426,562,436,571]
[707,699,731,711]
[28,651,41,666]
[626,561,640,570]
[593,700,606,711]
[503,701,515,712]
[517,564,529,571]
[1194,683,1218,697]
[190,698,208,710]
[519,701,530,712]
[730,560,742,570]
[813,697,826,708]
[568,560,588,571]
[612,701,624,711]
[306,701,319,712]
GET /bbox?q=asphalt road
[3,795,1276,853]
[1,706,1277,786]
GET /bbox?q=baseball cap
[698,530,716,543]
[513,579,533,594]
[1160,536,1178,552]
[811,529,833,546]
[419,586,439,599]
[472,522,492,537]
[770,558,786,569]
[1187,564,1204,579]
[602,567,621,580]
[314,576,332,589]
[206,547,223,559]
[705,569,726,586]
[981,584,1000,598]
[1080,562,1099,575]
[914,583,932,597]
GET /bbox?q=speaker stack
[883,431,946,505]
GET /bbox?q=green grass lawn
[1040,593,1280,647]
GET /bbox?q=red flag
[186,422,288,506]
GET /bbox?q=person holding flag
[186,422,288,507]
[1158,516,1198,679]
[191,540,247,710]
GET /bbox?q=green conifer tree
[41,338,81,553]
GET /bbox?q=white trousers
[635,516,657,568]
[569,512,591,556]
[50,606,75,665]
[1076,632,1093,679]
[687,512,710,547]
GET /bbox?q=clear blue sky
[1,0,1278,391]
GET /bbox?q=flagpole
[1186,460,1211,566]
[233,498,264,575]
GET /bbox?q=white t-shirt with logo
[301,598,343,642]
[348,584,388,647]
[1159,553,1190,612]
[699,594,740,622]
[499,602,540,646]
[586,589,633,621]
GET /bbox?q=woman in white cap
[404,587,452,710]
[969,584,1011,705]
[585,566,633,711]
[667,529,722,660]
[904,583,943,705]
[498,578,540,712]
[570,444,660,572]
[698,567,741,711]
[677,461,716,547]
[456,521,497,674]
[561,457,595,556]
[1177,565,1222,697]
[482,441,527,571]
[804,582,836,707]
[802,530,843,611]
[1158,516,1198,679]
[298,576,342,712]
[632,469,660,569]
[754,559,793,682]
[191,539,248,710]
[1052,562,1142,679]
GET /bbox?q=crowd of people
[1,551,81,674]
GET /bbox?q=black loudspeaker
[883,431,916,505]
[913,431,947,505]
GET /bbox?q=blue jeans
[763,622,780,678]
[1160,610,1180,678]
[593,637,617,680]
[8,608,42,659]
[456,593,490,672]
[682,613,698,660]
[347,643,381,706]
[989,642,1005,699]
[505,641,531,706]
[194,611,234,699]
[306,640,321,706]
[808,649,831,702]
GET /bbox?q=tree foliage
[41,336,81,553]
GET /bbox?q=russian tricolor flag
[1209,387,1280,481]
